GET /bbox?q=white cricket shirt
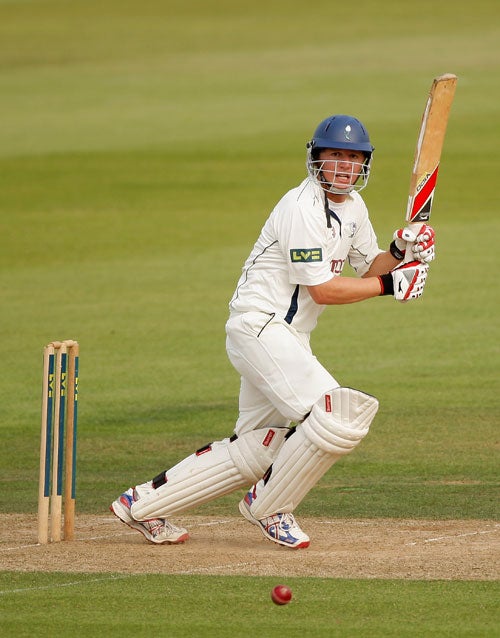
[229,177,383,333]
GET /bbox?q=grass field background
[0,0,498,635]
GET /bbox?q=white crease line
[405,528,499,546]
[0,530,137,550]
[0,542,43,552]
[317,520,373,526]
[192,519,235,527]
[0,574,131,596]
[81,518,236,541]
[80,530,138,541]
[0,518,238,550]
[174,562,257,575]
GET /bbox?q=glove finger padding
[412,225,436,262]
[394,227,417,244]
[391,227,415,258]
[412,242,435,263]
[392,260,429,301]
[393,224,436,263]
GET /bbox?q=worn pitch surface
[1,515,498,580]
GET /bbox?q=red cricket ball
[271,584,292,605]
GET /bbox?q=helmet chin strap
[323,191,332,228]
[323,192,344,231]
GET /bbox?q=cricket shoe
[110,488,189,544]
[238,489,310,549]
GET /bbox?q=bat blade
[406,73,457,225]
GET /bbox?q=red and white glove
[391,224,436,263]
[379,260,429,302]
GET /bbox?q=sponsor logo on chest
[290,248,322,263]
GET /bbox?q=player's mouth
[334,173,352,185]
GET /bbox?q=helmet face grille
[306,156,371,194]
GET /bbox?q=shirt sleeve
[347,210,384,276]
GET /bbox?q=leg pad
[131,427,287,520]
[250,387,378,519]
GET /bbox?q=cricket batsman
[111,114,435,548]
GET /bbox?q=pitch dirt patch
[0,514,498,580]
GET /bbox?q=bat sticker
[408,165,439,223]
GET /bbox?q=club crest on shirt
[345,221,357,238]
[290,248,322,263]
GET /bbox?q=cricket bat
[403,73,457,261]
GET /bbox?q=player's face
[317,148,366,191]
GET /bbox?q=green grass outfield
[0,0,498,635]
[1,574,498,638]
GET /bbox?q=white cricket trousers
[225,312,338,436]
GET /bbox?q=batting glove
[379,260,429,302]
[391,224,436,263]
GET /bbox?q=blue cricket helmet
[308,114,374,156]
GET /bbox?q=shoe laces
[144,518,165,537]
[276,513,297,530]
[266,512,297,531]
[130,488,170,536]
